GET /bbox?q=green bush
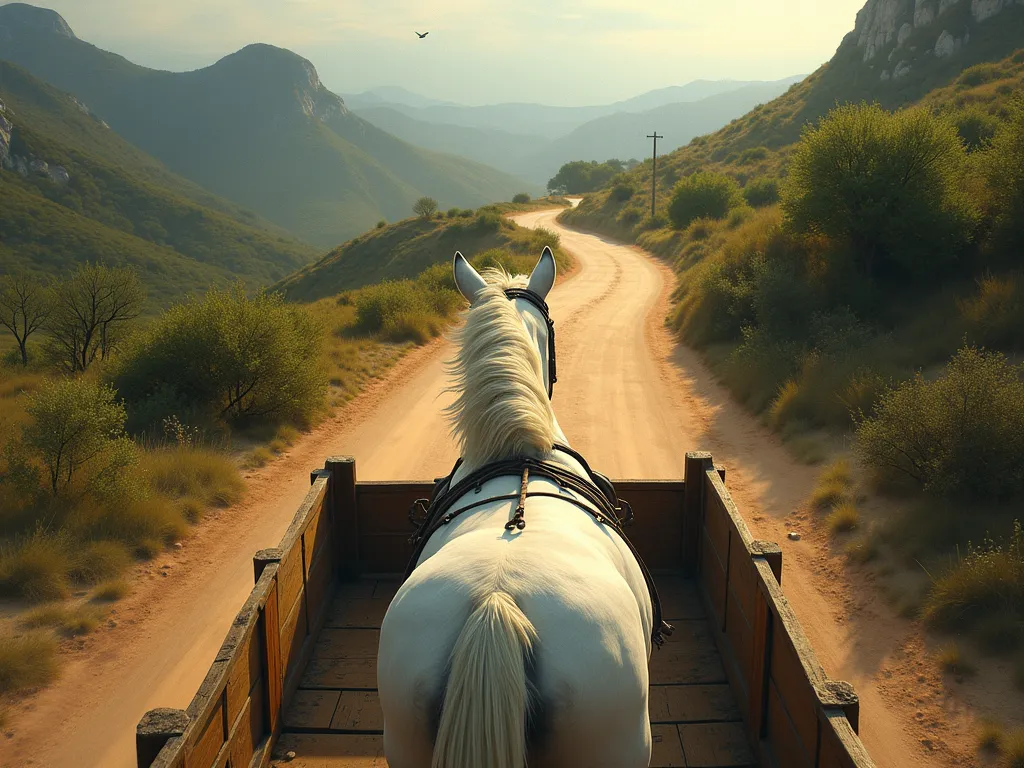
[610,183,635,202]
[952,106,999,151]
[668,172,742,229]
[739,146,769,164]
[354,278,461,343]
[782,103,978,280]
[855,346,1024,498]
[959,274,1024,349]
[113,285,326,428]
[375,220,387,229]
[413,197,438,218]
[981,99,1024,253]
[742,178,780,208]
[512,193,531,204]
[958,63,1003,88]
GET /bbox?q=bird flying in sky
[415,31,429,38]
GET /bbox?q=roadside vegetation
[562,49,1024,727]
[0,194,568,705]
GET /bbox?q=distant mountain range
[353,77,804,183]
[0,3,539,247]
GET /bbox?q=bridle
[503,287,557,398]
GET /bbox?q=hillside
[274,205,567,303]
[0,62,319,304]
[0,4,536,247]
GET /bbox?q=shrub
[113,285,327,429]
[413,197,438,218]
[375,220,387,229]
[0,631,58,694]
[782,103,978,280]
[69,541,131,584]
[978,720,1004,753]
[855,346,1024,498]
[22,604,102,636]
[668,172,742,229]
[951,105,999,151]
[981,98,1024,252]
[1006,729,1024,768]
[141,447,243,509]
[23,378,133,496]
[472,211,502,233]
[827,502,859,533]
[0,532,72,602]
[743,178,780,208]
[610,183,635,202]
[739,146,769,164]
[958,63,1002,88]
[512,193,531,204]
[923,520,1023,632]
[93,578,129,602]
[810,460,852,511]
[936,642,976,675]
[959,274,1024,349]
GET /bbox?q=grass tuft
[93,579,129,602]
[827,502,860,534]
[937,642,976,676]
[142,447,244,509]
[1005,728,1024,768]
[0,533,72,603]
[0,632,59,695]
[979,720,1004,753]
[22,604,103,636]
[69,541,132,585]
[810,459,853,512]
[244,446,274,470]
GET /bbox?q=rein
[405,445,674,648]
[503,287,557,399]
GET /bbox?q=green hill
[0,62,317,305]
[274,206,565,303]
[0,4,539,247]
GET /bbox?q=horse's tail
[432,591,537,768]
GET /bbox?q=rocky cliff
[845,0,1024,81]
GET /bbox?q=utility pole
[647,132,663,218]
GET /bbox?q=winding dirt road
[2,208,943,767]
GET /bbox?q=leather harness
[404,444,674,649]
[401,284,673,649]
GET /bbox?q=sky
[10,0,867,106]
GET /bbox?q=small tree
[0,273,52,365]
[743,178,780,208]
[113,285,326,428]
[413,197,438,219]
[512,193,531,204]
[23,378,131,496]
[668,172,742,229]
[47,263,145,372]
[782,103,978,279]
[981,98,1024,252]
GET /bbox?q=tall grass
[0,631,58,694]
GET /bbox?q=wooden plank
[679,723,756,767]
[683,453,713,575]
[324,596,391,629]
[301,658,378,690]
[703,490,733,584]
[313,629,380,659]
[330,457,360,577]
[262,574,283,737]
[284,690,341,731]
[356,482,434,535]
[728,533,757,629]
[651,723,687,767]
[280,478,329,559]
[330,691,385,732]
[137,709,190,768]
[766,680,812,768]
[724,585,753,700]
[224,632,258,729]
[818,708,877,768]
[304,545,334,638]
[184,696,224,768]
[357,534,413,576]
[279,589,309,681]
[649,684,741,724]
[273,733,387,766]
[225,696,257,768]
[371,580,399,601]
[276,543,305,633]
[650,621,727,685]
[747,561,773,745]
[769,616,822,761]
[700,528,728,626]
[302,504,331,576]
[658,577,706,621]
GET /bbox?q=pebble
[787,532,801,541]
[174,542,183,549]
[920,738,934,750]
[285,752,296,761]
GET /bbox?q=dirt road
[3,208,936,767]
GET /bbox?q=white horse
[377,247,656,768]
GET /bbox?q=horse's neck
[451,415,582,485]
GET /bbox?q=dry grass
[936,642,976,676]
[93,579,129,602]
[142,446,244,509]
[69,540,132,585]
[0,533,72,603]
[979,720,1004,753]
[827,502,860,534]
[810,460,853,512]
[844,535,879,564]
[0,631,58,695]
[243,446,274,470]
[1005,729,1024,768]
[22,603,103,636]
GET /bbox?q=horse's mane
[444,267,556,469]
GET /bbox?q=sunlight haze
[14,0,866,104]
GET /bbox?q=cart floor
[272,575,755,767]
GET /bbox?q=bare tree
[0,272,52,365]
[48,263,145,371]
[413,197,438,219]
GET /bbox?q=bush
[93,578,129,602]
[668,172,742,229]
[69,540,131,584]
[827,502,859,533]
[959,274,1024,348]
[739,146,769,164]
[141,446,243,509]
[413,197,438,218]
[958,63,1003,88]
[743,178,780,208]
[0,631,58,694]
[952,106,999,151]
[22,604,102,636]
[855,346,1024,498]
[0,532,72,602]
[353,278,460,344]
[22,378,134,497]
[782,103,978,280]
[375,220,387,229]
[610,183,635,203]
[512,193,531,204]
[113,285,326,429]
[981,99,1024,252]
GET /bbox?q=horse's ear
[527,246,556,300]
[453,251,487,302]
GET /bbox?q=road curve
[1,208,926,768]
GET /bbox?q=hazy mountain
[606,80,774,113]
[523,77,806,179]
[0,4,538,246]
[0,63,319,306]
[341,86,457,110]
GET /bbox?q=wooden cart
[136,453,875,768]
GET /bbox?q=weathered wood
[331,691,385,732]
[284,690,341,731]
[324,595,391,629]
[328,456,359,577]
[186,695,226,768]
[273,733,387,766]
[137,709,189,768]
[651,724,687,767]
[313,629,380,659]
[649,684,741,724]
[683,452,713,575]
[253,548,282,583]
[679,722,756,767]
[262,569,283,737]
[818,707,877,768]
[747,560,773,746]
[300,657,378,689]
[658,575,706,621]
[649,620,728,685]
